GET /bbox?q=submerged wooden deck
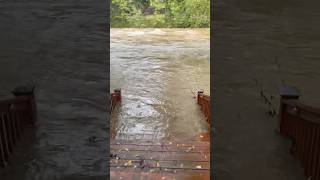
[110,134,210,180]
[110,90,211,179]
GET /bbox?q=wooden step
[111,144,209,153]
[110,159,210,170]
[110,136,210,180]
[110,139,210,147]
[110,150,209,161]
[110,167,210,180]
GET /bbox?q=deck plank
[110,134,210,180]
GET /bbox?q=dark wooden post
[0,103,10,167]
[12,85,37,126]
[197,90,204,105]
[114,89,121,102]
[279,86,300,133]
[279,86,300,100]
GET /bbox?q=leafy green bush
[111,0,210,28]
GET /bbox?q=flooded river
[0,0,107,179]
[213,0,320,179]
[110,29,210,141]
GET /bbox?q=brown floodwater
[0,1,108,179]
[110,29,210,142]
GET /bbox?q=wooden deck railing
[0,86,37,167]
[197,91,210,124]
[110,89,121,114]
[279,99,320,179]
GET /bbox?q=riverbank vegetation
[111,0,210,28]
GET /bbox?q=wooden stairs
[110,134,210,180]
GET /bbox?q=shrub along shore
[111,0,210,28]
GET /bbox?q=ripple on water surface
[111,28,210,141]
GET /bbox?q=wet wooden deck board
[111,144,209,152]
[111,168,210,180]
[110,151,209,162]
[111,139,210,146]
[110,137,210,180]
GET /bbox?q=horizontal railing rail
[197,91,210,124]
[0,86,37,167]
[279,99,320,179]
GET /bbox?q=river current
[110,28,210,141]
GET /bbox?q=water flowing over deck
[110,137,210,179]
[110,90,210,179]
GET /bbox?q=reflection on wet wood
[111,168,210,180]
[110,89,211,179]
[110,135,210,180]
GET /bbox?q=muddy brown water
[213,0,320,179]
[110,29,210,142]
[0,0,107,179]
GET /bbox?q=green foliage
[133,0,150,13]
[111,0,210,28]
[128,14,167,28]
[110,0,138,26]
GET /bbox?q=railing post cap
[279,86,300,99]
[114,88,121,93]
[12,85,35,96]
